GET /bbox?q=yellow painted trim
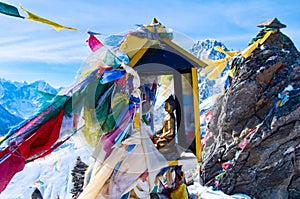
[161,38,207,68]
[129,46,149,67]
[192,68,202,162]
[129,38,208,69]
[168,160,179,166]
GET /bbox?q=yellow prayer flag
[207,57,230,80]
[200,60,215,76]
[119,35,148,58]
[214,46,239,57]
[82,108,101,147]
[200,57,230,80]
[258,30,275,44]
[200,64,215,77]
[241,41,259,58]
[199,47,240,80]
[228,65,236,78]
[241,30,275,58]
[19,4,77,31]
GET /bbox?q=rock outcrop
[70,156,88,199]
[200,26,300,198]
[31,188,43,199]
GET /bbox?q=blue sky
[0,0,299,88]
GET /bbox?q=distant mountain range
[190,39,228,60]
[0,79,61,135]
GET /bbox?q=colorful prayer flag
[100,69,126,84]
[0,2,24,18]
[103,50,122,69]
[86,34,104,52]
[19,4,77,31]
[0,147,26,193]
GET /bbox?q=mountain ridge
[0,104,23,136]
[190,38,229,60]
[0,78,61,136]
[0,79,60,119]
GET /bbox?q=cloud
[0,34,89,63]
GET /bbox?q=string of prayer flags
[0,1,24,18]
[201,30,275,81]
[213,85,297,190]
[214,46,240,57]
[86,34,104,52]
[200,46,239,80]
[200,57,230,80]
[241,30,275,58]
[19,4,77,31]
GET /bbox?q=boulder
[200,29,300,199]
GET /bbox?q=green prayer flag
[0,2,24,18]
[103,50,122,69]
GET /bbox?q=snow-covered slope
[0,104,23,136]
[0,140,91,199]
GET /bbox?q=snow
[185,164,251,199]
[190,39,228,60]
[0,140,91,199]
[188,183,251,199]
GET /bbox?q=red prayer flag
[0,146,26,193]
[0,109,64,193]
[18,109,64,159]
[86,34,104,52]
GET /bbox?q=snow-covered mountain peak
[30,80,58,94]
[190,38,229,60]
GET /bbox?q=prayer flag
[103,50,122,69]
[86,34,104,52]
[19,4,77,31]
[87,30,102,35]
[100,69,126,84]
[0,2,24,18]
[0,148,25,193]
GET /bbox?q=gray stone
[200,29,300,199]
